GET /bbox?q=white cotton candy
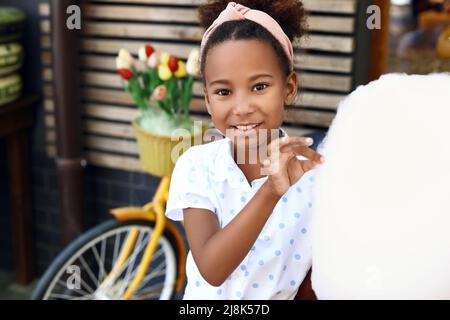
[311,73,450,299]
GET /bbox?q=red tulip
[145,45,154,58]
[168,55,179,73]
[118,68,133,81]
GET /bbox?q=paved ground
[0,272,36,300]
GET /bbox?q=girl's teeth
[236,124,258,131]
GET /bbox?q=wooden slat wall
[39,0,360,172]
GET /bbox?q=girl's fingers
[299,159,320,173]
[279,136,314,149]
[285,145,324,164]
[269,136,314,157]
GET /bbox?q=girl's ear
[284,71,298,106]
[203,87,212,115]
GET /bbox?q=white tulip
[147,52,160,68]
[138,46,148,62]
[186,48,200,76]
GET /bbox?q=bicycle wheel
[31,219,180,300]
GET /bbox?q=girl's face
[203,39,298,151]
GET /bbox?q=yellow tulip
[116,56,131,70]
[160,52,170,66]
[118,49,133,62]
[116,48,134,69]
[158,64,172,80]
[175,61,187,78]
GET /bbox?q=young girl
[165,0,324,300]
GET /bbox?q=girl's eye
[215,89,230,96]
[253,83,269,91]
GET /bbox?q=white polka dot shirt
[165,130,317,300]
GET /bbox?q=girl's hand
[262,136,324,197]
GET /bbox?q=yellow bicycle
[31,176,187,300]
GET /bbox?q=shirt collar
[212,128,289,190]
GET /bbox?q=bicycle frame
[99,176,186,300]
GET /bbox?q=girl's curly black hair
[198,0,308,82]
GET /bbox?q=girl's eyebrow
[209,73,273,86]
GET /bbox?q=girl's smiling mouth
[230,122,263,135]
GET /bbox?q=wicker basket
[132,119,205,177]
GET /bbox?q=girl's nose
[232,94,255,115]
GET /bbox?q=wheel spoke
[117,231,150,297]
[79,255,101,289]
[55,279,90,297]
[134,290,163,300]
[48,293,85,300]
[130,246,165,289]
[137,269,167,292]
[137,252,166,290]
[112,232,121,270]
[104,230,140,289]
[91,245,107,286]
[133,283,165,300]
[100,237,107,282]
[102,230,149,294]
[71,295,93,300]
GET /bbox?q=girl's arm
[183,137,324,286]
[183,180,281,286]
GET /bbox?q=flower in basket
[115,45,201,137]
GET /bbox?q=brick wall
[30,146,163,275]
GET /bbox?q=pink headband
[200,2,294,72]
